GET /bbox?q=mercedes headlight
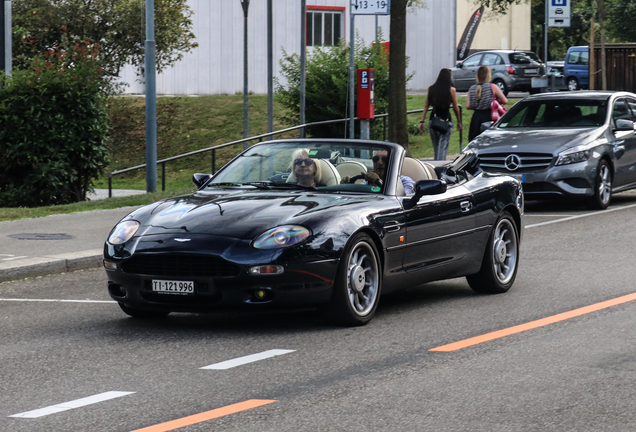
[108,220,140,244]
[253,225,311,249]
[555,149,590,166]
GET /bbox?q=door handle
[460,201,472,212]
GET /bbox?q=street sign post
[349,1,390,138]
[351,0,390,15]
[548,0,570,27]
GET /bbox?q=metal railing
[108,107,463,197]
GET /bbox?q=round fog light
[255,290,267,299]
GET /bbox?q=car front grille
[478,153,554,173]
[121,254,240,277]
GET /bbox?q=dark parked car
[452,49,545,96]
[104,139,524,326]
[464,91,636,209]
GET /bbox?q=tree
[607,0,636,41]
[11,0,198,84]
[388,0,410,153]
[276,34,396,140]
[386,0,424,153]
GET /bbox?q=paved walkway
[0,190,145,283]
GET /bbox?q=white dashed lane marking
[9,391,135,418]
[0,298,115,304]
[201,349,296,370]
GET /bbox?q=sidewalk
[0,190,144,283]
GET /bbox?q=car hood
[125,189,377,240]
[467,127,605,155]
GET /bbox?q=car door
[610,98,636,187]
[482,53,506,82]
[401,180,477,281]
[454,53,483,90]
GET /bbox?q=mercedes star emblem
[505,154,521,171]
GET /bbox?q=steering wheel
[349,174,366,183]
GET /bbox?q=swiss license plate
[525,68,538,75]
[152,279,194,294]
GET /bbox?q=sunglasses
[372,155,389,163]
[294,158,314,166]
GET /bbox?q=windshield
[498,99,608,128]
[208,141,393,194]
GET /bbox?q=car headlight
[108,220,140,244]
[555,149,590,166]
[253,225,311,249]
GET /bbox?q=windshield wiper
[241,182,272,189]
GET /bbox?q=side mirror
[480,121,493,132]
[193,173,213,189]
[615,119,635,131]
[456,62,463,69]
[412,179,447,202]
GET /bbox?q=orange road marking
[130,399,277,432]
[430,292,636,352]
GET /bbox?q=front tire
[567,77,579,91]
[119,303,170,318]
[588,159,612,210]
[321,233,381,326]
[467,212,519,294]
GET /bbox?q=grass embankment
[0,94,518,222]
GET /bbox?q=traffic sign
[548,0,570,27]
[351,0,390,15]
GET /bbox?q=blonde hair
[475,65,492,101]
[289,148,322,182]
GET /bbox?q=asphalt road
[3,192,636,431]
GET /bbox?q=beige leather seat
[286,159,341,186]
[401,157,435,182]
[336,160,368,179]
[396,157,437,196]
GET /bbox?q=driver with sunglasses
[341,150,415,194]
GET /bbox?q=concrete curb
[0,249,103,283]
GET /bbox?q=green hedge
[0,44,109,207]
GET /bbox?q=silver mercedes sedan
[464,91,636,209]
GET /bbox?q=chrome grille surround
[478,153,554,173]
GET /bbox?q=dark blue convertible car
[104,139,524,326]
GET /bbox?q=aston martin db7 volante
[104,139,524,326]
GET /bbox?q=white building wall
[120,0,456,95]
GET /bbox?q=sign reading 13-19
[351,0,391,15]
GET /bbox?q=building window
[307,8,344,47]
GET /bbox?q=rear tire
[587,159,612,210]
[119,303,170,318]
[467,212,519,294]
[320,233,381,326]
[493,79,508,96]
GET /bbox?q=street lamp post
[145,0,157,193]
[241,0,250,147]
[1,0,11,75]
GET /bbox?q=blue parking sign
[552,0,566,5]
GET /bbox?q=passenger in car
[291,148,321,187]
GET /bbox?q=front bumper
[484,161,598,201]
[104,233,340,313]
